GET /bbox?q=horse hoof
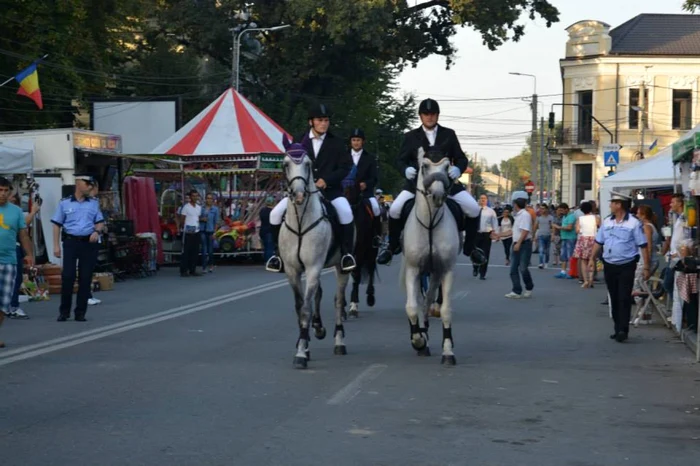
[411,337,427,351]
[293,356,308,369]
[366,294,375,307]
[416,346,431,357]
[441,355,456,366]
[349,309,359,319]
[314,327,326,340]
[305,350,311,361]
[334,345,347,355]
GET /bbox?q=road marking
[456,263,509,268]
[327,364,387,405]
[0,269,334,367]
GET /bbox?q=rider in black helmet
[345,128,382,243]
[266,103,357,273]
[376,98,484,265]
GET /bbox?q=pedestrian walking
[180,190,202,277]
[473,194,499,280]
[498,205,514,266]
[505,191,534,299]
[553,203,577,279]
[51,174,104,322]
[589,192,650,342]
[200,193,219,273]
[573,201,598,288]
[0,177,34,346]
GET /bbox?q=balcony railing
[553,126,600,150]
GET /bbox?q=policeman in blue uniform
[588,191,650,342]
[51,174,105,322]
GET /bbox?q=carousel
[129,88,291,263]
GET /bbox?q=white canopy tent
[597,126,700,218]
[0,138,34,174]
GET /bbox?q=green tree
[683,1,700,11]
[490,163,500,175]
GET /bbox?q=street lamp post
[509,72,538,202]
[232,24,290,91]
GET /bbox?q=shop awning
[0,138,33,174]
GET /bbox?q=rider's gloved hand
[405,167,417,180]
[448,166,461,180]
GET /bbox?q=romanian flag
[15,61,43,109]
[648,139,659,156]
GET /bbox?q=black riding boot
[265,224,284,273]
[463,214,486,266]
[340,223,357,273]
[377,217,402,265]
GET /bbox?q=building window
[574,163,593,206]
[629,88,648,130]
[672,89,692,130]
[576,90,593,145]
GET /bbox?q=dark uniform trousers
[181,232,201,275]
[474,232,493,278]
[60,237,99,318]
[603,259,638,334]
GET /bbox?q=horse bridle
[414,158,455,273]
[283,157,328,270]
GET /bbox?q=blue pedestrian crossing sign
[603,144,621,167]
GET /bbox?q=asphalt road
[1,248,699,466]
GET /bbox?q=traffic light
[548,112,555,129]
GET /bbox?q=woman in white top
[573,201,598,288]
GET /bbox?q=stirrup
[265,255,284,273]
[470,247,487,266]
[341,254,356,272]
[376,247,393,265]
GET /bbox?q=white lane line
[327,364,388,405]
[0,269,334,366]
[456,263,509,268]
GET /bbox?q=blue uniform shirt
[595,213,647,265]
[51,196,105,236]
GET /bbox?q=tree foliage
[683,0,700,11]
[0,0,560,193]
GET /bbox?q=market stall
[129,87,291,263]
[671,128,700,362]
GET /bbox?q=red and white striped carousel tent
[150,87,292,156]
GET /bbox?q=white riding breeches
[269,196,354,226]
[389,190,415,219]
[368,196,381,217]
[389,189,480,219]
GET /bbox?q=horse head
[417,147,451,207]
[283,139,313,205]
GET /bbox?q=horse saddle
[400,197,465,232]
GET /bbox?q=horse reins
[415,174,454,274]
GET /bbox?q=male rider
[266,104,356,273]
[347,128,383,244]
[377,98,481,265]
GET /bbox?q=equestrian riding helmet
[349,128,365,140]
[308,103,332,119]
[419,98,440,115]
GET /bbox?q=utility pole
[532,95,538,200]
[639,81,646,158]
[539,116,545,204]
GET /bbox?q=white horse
[400,148,461,365]
[279,139,351,369]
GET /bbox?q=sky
[397,0,689,168]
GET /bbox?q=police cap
[418,98,440,115]
[74,173,97,186]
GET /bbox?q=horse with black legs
[344,186,379,320]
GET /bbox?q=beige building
[481,171,512,202]
[556,14,700,206]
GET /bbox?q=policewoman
[588,192,650,342]
[51,174,105,322]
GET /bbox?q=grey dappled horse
[400,148,461,365]
[279,139,351,369]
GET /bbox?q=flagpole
[0,54,49,89]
